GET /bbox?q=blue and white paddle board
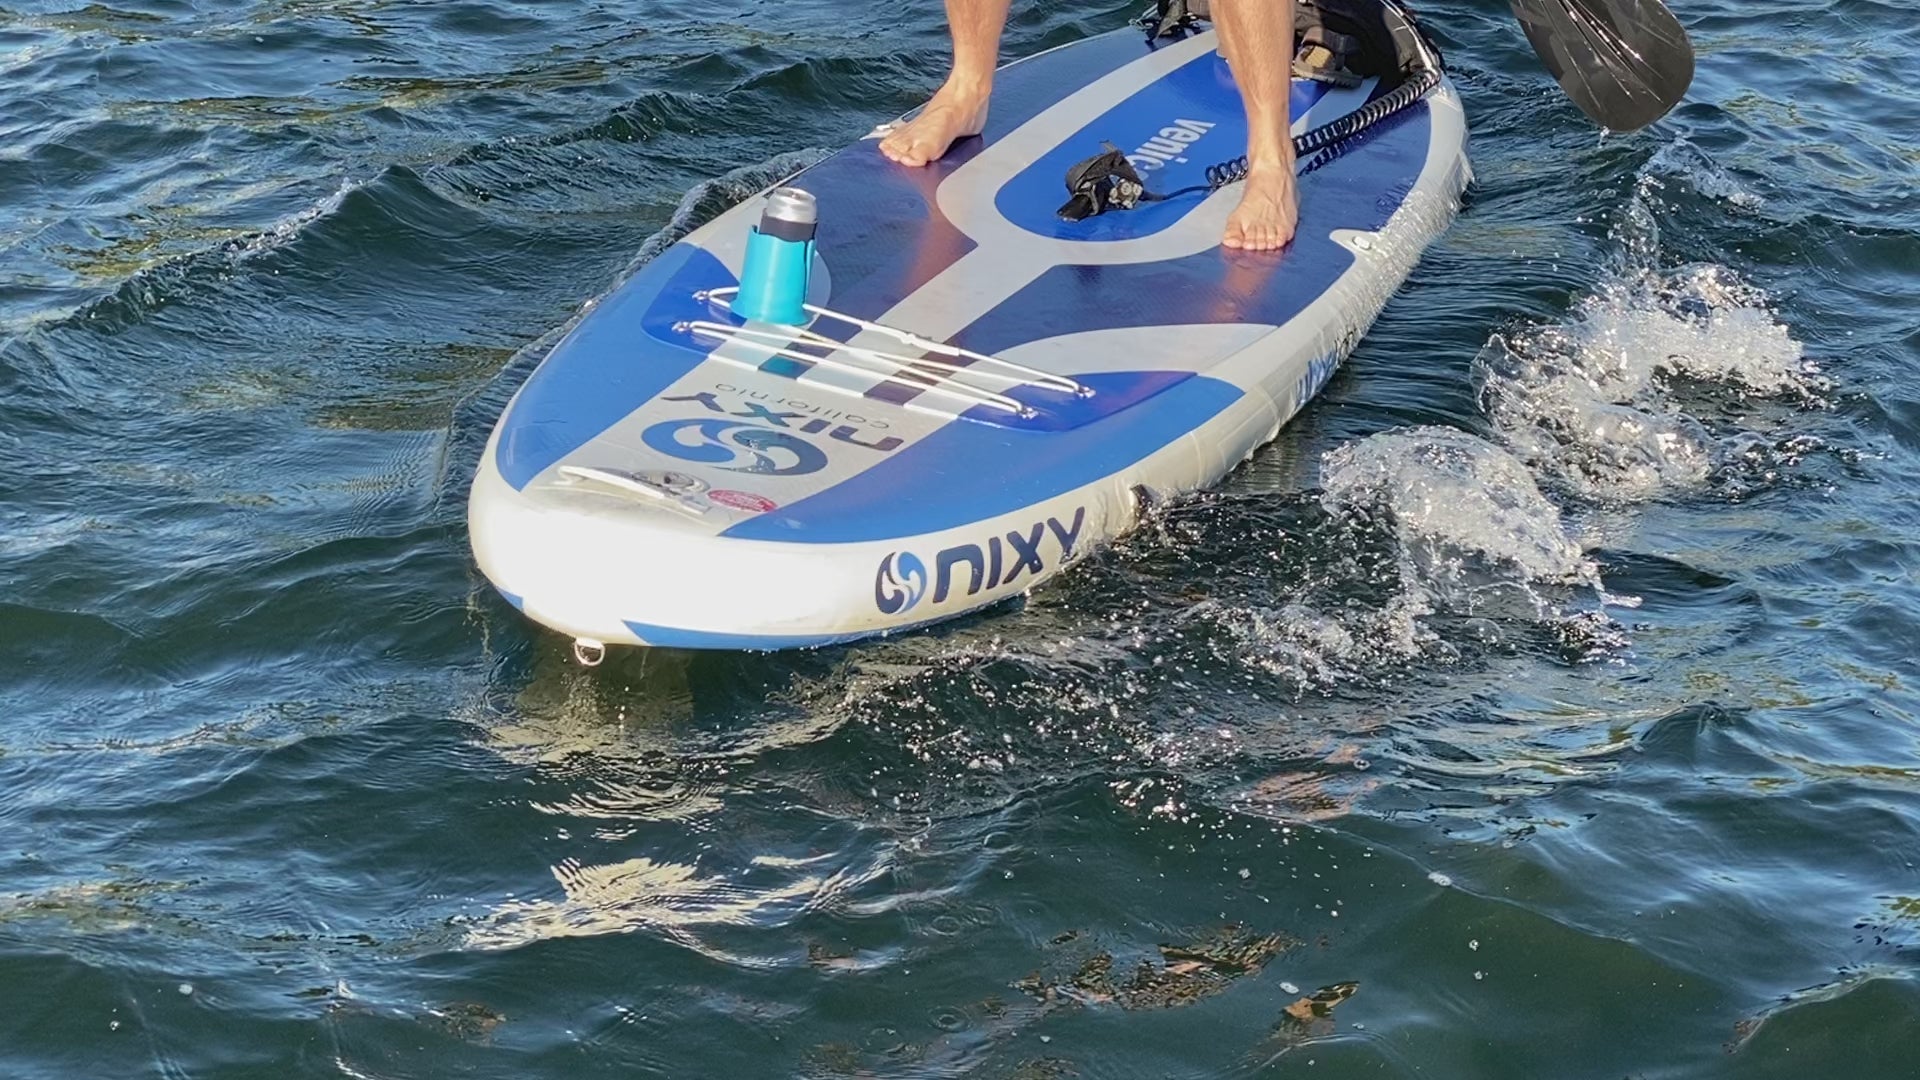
[470,23,1470,653]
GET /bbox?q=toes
[1223,222,1270,251]
[1224,209,1299,251]
[879,139,922,167]
[1241,222,1292,251]
[878,126,945,167]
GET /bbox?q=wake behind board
[469,1,1470,655]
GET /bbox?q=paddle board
[469,4,1470,655]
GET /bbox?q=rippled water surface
[5,1,1919,1076]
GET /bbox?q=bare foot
[1222,163,1299,251]
[880,80,990,167]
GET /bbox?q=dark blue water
[4,1,1918,1076]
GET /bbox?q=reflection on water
[466,853,846,953]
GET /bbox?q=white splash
[1197,593,1438,688]
[1201,429,1602,686]
[1643,139,1765,210]
[1474,146,1817,503]
[1322,426,1601,601]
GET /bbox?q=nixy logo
[873,508,1087,615]
[874,551,929,615]
[640,418,828,476]
[1126,118,1217,173]
[642,391,905,478]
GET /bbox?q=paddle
[1506,0,1695,131]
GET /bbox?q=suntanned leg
[880,0,1011,167]
[1213,0,1299,250]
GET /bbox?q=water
[4,1,1918,1075]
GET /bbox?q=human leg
[879,0,1012,167]
[1212,0,1299,250]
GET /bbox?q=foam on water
[1475,146,1820,502]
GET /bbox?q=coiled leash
[1057,66,1441,221]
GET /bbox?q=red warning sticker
[708,489,778,513]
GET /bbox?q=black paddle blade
[1508,0,1695,131]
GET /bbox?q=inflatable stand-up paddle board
[470,0,1470,657]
